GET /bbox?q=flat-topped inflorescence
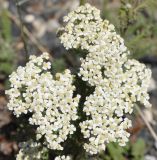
[6,53,80,151]
[59,3,151,155]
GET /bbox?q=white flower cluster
[59,3,105,50]
[55,155,71,160]
[16,141,46,160]
[6,53,80,150]
[59,3,151,155]
[6,3,152,157]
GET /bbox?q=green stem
[80,0,86,6]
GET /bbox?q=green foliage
[0,10,12,42]
[131,139,145,160]
[0,41,15,78]
[52,58,66,74]
[102,0,157,58]
[0,9,15,82]
[80,0,86,6]
[41,148,49,160]
[106,143,125,160]
[68,139,146,160]
[98,139,146,160]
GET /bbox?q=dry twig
[136,105,157,142]
[8,13,49,53]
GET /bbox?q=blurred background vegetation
[0,0,157,159]
[102,0,157,59]
[0,7,15,87]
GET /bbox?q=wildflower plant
[6,3,151,160]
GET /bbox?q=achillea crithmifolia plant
[6,3,151,160]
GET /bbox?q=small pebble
[144,155,157,160]
[24,14,35,23]
[145,155,157,160]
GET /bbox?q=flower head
[60,3,151,154]
[6,53,80,150]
